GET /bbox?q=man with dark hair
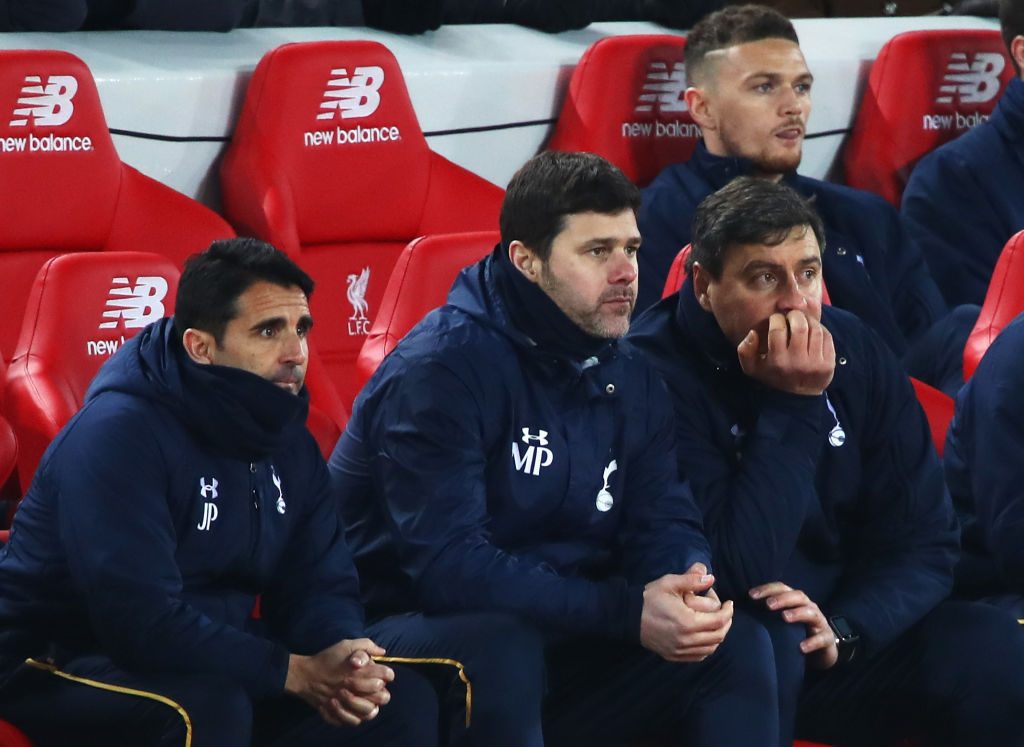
[638,3,978,397]
[901,0,1024,307]
[0,238,439,746]
[329,151,780,747]
[629,176,1024,746]
[945,312,1024,616]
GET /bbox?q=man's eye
[795,82,812,94]
[756,83,773,93]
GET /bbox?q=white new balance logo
[634,61,687,114]
[317,66,384,120]
[9,75,78,127]
[99,276,168,330]
[936,52,1005,105]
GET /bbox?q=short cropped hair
[685,4,800,86]
[174,237,314,344]
[689,176,825,278]
[1000,0,1024,74]
[499,151,641,261]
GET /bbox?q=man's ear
[181,328,216,365]
[691,262,713,311]
[685,86,714,133]
[509,240,541,284]
[1013,36,1024,79]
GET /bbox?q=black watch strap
[828,615,860,666]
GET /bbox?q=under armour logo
[9,74,78,127]
[936,52,1005,105]
[317,66,384,120]
[512,427,554,476]
[271,466,286,515]
[199,477,218,500]
[520,428,549,445]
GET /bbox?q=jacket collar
[674,276,742,371]
[689,140,802,193]
[992,77,1024,144]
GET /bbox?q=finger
[337,690,383,719]
[349,638,387,658]
[668,645,720,662]
[737,329,761,374]
[764,589,811,611]
[349,662,394,684]
[809,317,825,359]
[663,571,715,595]
[781,605,825,627]
[822,325,836,367]
[749,582,792,599]
[678,629,730,649]
[685,561,709,577]
[344,674,390,696]
[787,309,809,350]
[766,313,788,354]
[800,630,837,655]
[683,591,722,613]
[322,698,362,727]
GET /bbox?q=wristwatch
[828,616,860,666]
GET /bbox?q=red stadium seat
[964,229,1024,379]
[547,35,699,187]
[0,720,33,747]
[0,50,232,371]
[909,377,954,457]
[4,252,180,489]
[355,231,498,389]
[843,30,1012,206]
[220,40,504,410]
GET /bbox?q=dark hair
[499,151,641,260]
[685,4,800,86]
[1001,0,1024,74]
[689,176,825,277]
[174,237,314,343]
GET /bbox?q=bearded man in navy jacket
[902,0,1024,307]
[330,151,780,747]
[638,4,978,397]
[629,176,1024,746]
[0,239,439,746]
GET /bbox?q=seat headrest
[13,251,180,405]
[231,40,433,244]
[844,30,1013,206]
[0,50,121,251]
[964,229,1024,379]
[548,35,698,186]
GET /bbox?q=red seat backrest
[0,719,34,747]
[220,40,504,409]
[909,377,954,457]
[843,30,1012,206]
[355,231,498,391]
[5,252,179,488]
[547,35,698,187]
[964,229,1024,379]
[0,50,232,369]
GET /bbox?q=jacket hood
[86,317,309,460]
[446,244,614,362]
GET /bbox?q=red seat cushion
[547,35,698,187]
[356,231,498,389]
[0,719,34,747]
[5,252,179,488]
[220,40,504,409]
[843,30,1012,206]
[964,229,1024,379]
[0,50,232,369]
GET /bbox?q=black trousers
[0,653,439,747]
[368,609,781,747]
[755,599,1024,747]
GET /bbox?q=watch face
[830,616,855,640]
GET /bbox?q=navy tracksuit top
[0,318,364,698]
[627,282,959,658]
[330,248,712,641]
